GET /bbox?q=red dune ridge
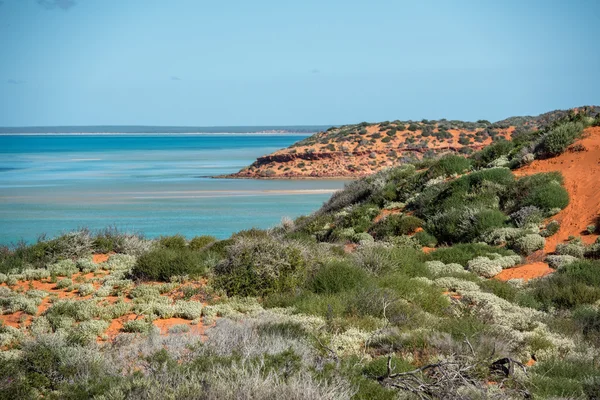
[495,126,600,282]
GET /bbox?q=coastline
[214,174,357,180]
[0,132,315,137]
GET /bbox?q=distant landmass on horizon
[0,125,331,134]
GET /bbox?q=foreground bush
[131,247,207,281]
[531,260,600,309]
[214,236,308,297]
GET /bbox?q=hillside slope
[226,106,600,178]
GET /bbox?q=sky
[0,0,599,126]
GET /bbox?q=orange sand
[494,262,554,282]
[514,126,600,253]
[104,313,139,337]
[93,253,111,263]
[152,317,207,336]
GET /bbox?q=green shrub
[129,284,161,299]
[471,139,514,168]
[556,239,586,258]
[369,215,423,240]
[529,357,599,399]
[465,209,508,241]
[414,231,438,247]
[131,247,207,281]
[44,299,101,329]
[77,283,94,297]
[573,305,600,337]
[189,235,217,250]
[213,237,307,297]
[338,203,380,233]
[56,278,72,289]
[510,206,543,227]
[531,260,600,309]
[462,167,515,187]
[511,233,545,255]
[158,234,187,249]
[513,172,569,211]
[308,260,368,294]
[478,279,518,302]
[362,355,414,378]
[67,320,109,345]
[122,319,151,333]
[426,155,471,179]
[168,324,191,334]
[429,243,514,266]
[353,245,428,277]
[541,220,560,237]
[174,300,203,319]
[427,208,507,244]
[0,231,93,273]
[92,227,125,253]
[318,179,374,214]
[538,121,584,157]
[545,254,578,269]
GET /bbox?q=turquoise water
[0,134,347,244]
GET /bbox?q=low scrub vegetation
[2,112,600,399]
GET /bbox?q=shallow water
[0,134,347,244]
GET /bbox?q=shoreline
[0,132,315,137]
[213,174,357,181]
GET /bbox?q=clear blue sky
[1,0,598,126]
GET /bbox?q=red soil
[104,313,139,337]
[493,126,600,282]
[152,317,208,336]
[93,253,111,264]
[1,311,31,328]
[514,126,600,253]
[494,262,555,282]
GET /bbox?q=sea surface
[0,134,347,245]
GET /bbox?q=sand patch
[93,253,111,264]
[494,262,554,282]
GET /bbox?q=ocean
[0,133,347,245]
